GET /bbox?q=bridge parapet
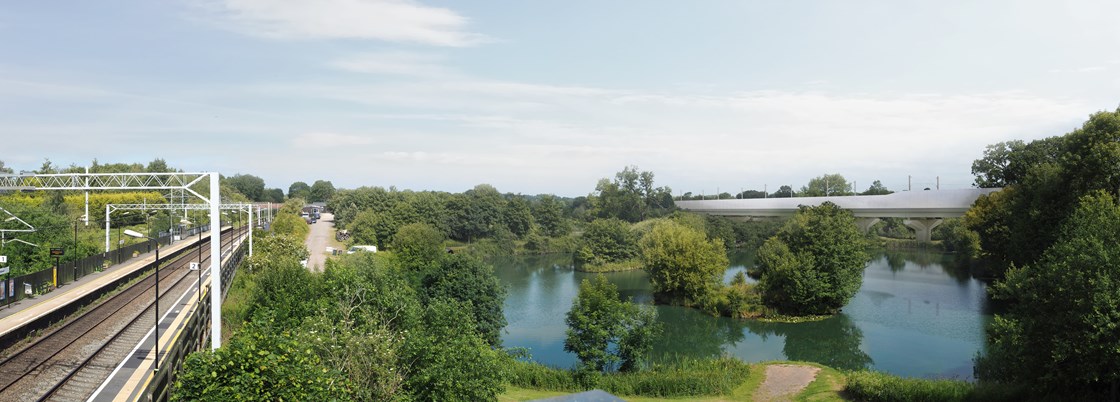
[677,188,1001,241]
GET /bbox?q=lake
[493,249,991,379]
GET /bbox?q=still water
[494,250,991,379]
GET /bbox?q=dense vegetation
[756,202,870,316]
[961,108,1120,398]
[174,204,509,401]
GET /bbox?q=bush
[844,371,1024,402]
[506,357,751,398]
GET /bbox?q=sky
[1,0,1118,197]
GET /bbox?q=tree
[965,108,1120,270]
[565,275,659,372]
[575,218,639,267]
[503,196,533,238]
[590,166,673,222]
[172,317,351,401]
[756,202,870,315]
[288,181,311,200]
[975,191,1120,397]
[971,140,1025,187]
[145,158,174,173]
[418,255,507,346]
[771,185,795,198]
[309,180,335,203]
[225,174,266,201]
[532,194,569,237]
[860,180,892,195]
[393,222,446,269]
[640,220,728,306]
[799,173,851,196]
[348,209,386,248]
[263,188,285,203]
[0,159,13,174]
[402,298,506,401]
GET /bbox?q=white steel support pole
[248,205,253,257]
[84,167,90,226]
[104,205,111,253]
[209,173,222,349]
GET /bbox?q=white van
[347,245,378,254]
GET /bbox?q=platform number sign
[50,248,65,257]
[0,255,6,264]
[189,262,200,271]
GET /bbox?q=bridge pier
[855,218,881,233]
[903,218,942,242]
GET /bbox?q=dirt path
[753,364,821,401]
[304,212,335,272]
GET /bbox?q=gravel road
[304,212,335,272]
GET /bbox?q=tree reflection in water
[649,306,748,361]
[745,314,873,371]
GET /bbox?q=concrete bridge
[676,188,1001,242]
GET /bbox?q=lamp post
[183,219,201,305]
[123,229,161,372]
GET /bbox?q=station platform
[90,235,244,402]
[0,234,214,342]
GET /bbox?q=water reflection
[495,249,991,378]
[744,315,873,371]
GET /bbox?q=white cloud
[199,0,487,46]
[329,51,451,77]
[1048,66,1106,73]
[291,132,377,148]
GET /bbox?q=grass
[500,360,851,402]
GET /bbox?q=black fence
[1,226,211,306]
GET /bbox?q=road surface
[304,212,335,272]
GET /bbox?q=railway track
[0,227,243,402]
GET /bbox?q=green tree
[590,166,673,222]
[860,180,893,195]
[503,196,533,237]
[771,185,795,198]
[965,108,1120,270]
[225,174,266,201]
[564,275,660,372]
[418,254,507,346]
[0,159,12,174]
[263,188,285,203]
[532,194,569,237]
[402,298,506,401]
[757,202,870,315]
[288,181,311,200]
[975,191,1120,397]
[146,158,174,173]
[309,180,335,203]
[575,218,639,267]
[640,220,728,306]
[270,213,309,240]
[799,173,851,196]
[392,222,446,268]
[172,317,351,401]
[348,209,388,248]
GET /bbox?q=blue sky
[1,0,1117,197]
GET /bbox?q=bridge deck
[676,188,1000,218]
